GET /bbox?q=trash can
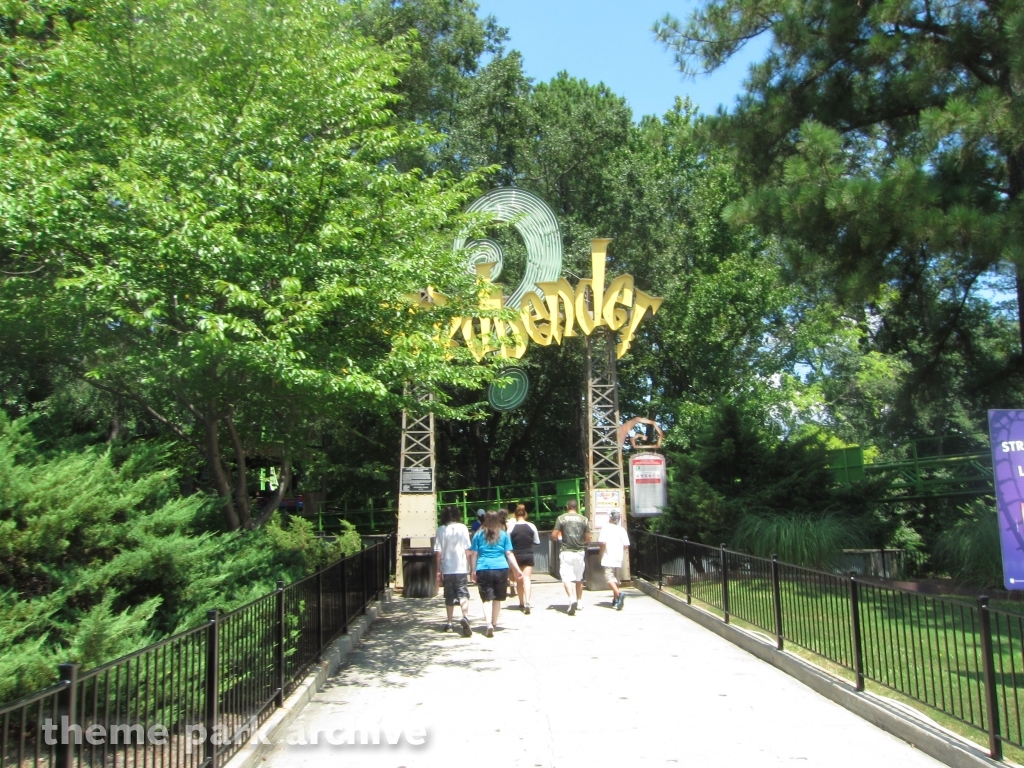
[585,543,609,592]
[401,538,437,598]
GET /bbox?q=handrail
[0,535,396,768]
[633,531,1022,761]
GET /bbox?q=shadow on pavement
[322,598,494,690]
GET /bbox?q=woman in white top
[508,504,541,613]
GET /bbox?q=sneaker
[485,625,494,638]
[524,604,531,615]
[460,617,472,637]
[616,595,625,611]
[443,623,453,632]
[568,601,577,616]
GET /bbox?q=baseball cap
[476,509,485,518]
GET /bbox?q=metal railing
[293,478,589,535]
[439,477,585,529]
[0,536,394,768]
[633,531,1024,761]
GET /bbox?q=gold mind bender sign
[417,239,663,360]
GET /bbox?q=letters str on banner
[988,409,1024,589]
[630,453,667,517]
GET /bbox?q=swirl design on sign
[452,188,563,309]
[487,367,530,411]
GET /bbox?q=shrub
[932,499,1002,588]
[0,414,362,703]
[731,512,866,569]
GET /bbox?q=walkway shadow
[321,597,497,692]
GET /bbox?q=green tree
[655,0,1024,450]
[0,414,359,701]
[657,401,886,549]
[0,0,491,529]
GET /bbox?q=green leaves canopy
[656,0,1024,439]
[0,0,490,528]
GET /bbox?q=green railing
[439,477,585,529]
[295,477,587,535]
[831,437,993,502]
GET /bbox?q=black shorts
[514,551,535,568]
[476,569,509,601]
[443,573,470,606]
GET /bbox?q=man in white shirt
[434,507,473,636]
[598,510,630,610]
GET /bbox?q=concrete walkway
[261,581,944,768]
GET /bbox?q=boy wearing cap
[598,510,630,610]
[470,509,485,533]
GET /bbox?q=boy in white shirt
[598,510,630,610]
[434,507,473,636]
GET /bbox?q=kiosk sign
[987,410,1024,589]
[630,453,667,517]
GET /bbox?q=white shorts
[559,550,586,583]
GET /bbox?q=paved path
[261,581,944,768]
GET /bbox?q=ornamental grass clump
[932,500,1002,588]
[731,512,865,569]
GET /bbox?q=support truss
[400,390,435,483]
[586,329,624,493]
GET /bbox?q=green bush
[0,414,361,703]
[932,500,1002,588]
[731,512,866,569]
[657,402,888,546]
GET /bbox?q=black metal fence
[0,536,394,768]
[633,531,1024,761]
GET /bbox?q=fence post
[655,533,663,589]
[850,575,864,691]
[341,553,349,633]
[683,537,692,604]
[205,610,220,768]
[978,596,1003,760]
[771,555,784,651]
[377,541,383,596]
[372,543,380,598]
[721,544,730,624]
[362,543,369,614]
[275,580,285,707]
[316,569,324,652]
[55,662,79,768]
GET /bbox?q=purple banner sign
[988,410,1024,589]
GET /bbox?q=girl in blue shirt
[470,510,523,637]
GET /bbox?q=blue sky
[474,0,770,120]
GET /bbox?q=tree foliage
[0,414,358,702]
[655,0,1024,440]
[656,402,887,546]
[0,0,492,529]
